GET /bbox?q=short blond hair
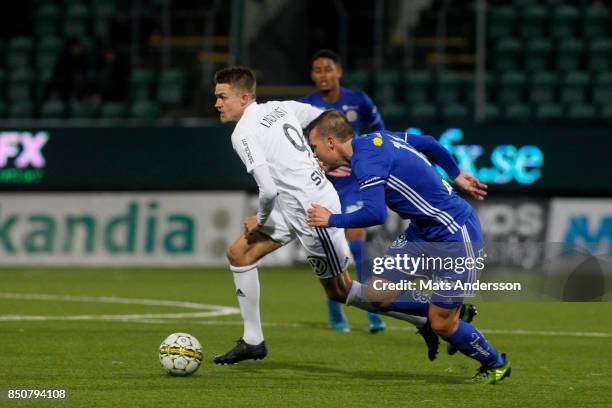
[306,110,354,142]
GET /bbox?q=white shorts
[260,196,351,279]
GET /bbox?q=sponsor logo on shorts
[307,256,330,277]
[390,234,408,249]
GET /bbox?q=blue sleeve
[360,92,385,131]
[328,184,387,228]
[405,134,461,179]
[352,138,392,190]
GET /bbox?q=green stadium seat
[483,104,501,121]
[529,71,558,104]
[9,100,34,118]
[493,38,521,71]
[35,67,54,99]
[560,71,590,104]
[536,103,563,120]
[556,39,583,72]
[0,69,6,95]
[130,69,155,101]
[66,3,91,19]
[587,39,612,72]
[488,7,516,39]
[380,103,406,121]
[7,37,33,68]
[441,103,470,120]
[551,6,579,39]
[70,101,99,118]
[582,6,609,38]
[593,72,612,104]
[0,100,6,118]
[342,71,369,91]
[36,3,61,21]
[465,73,493,104]
[62,4,90,38]
[100,103,127,119]
[94,0,116,17]
[504,103,531,120]
[525,39,552,72]
[519,5,547,39]
[435,71,465,104]
[601,105,612,121]
[567,104,596,121]
[497,71,526,104]
[404,71,431,104]
[36,36,62,68]
[373,71,401,105]
[156,69,185,106]
[131,100,159,119]
[408,104,436,120]
[7,69,34,101]
[40,99,65,119]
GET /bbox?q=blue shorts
[381,211,484,309]
[328,174,362,214]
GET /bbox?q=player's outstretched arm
[453,171,488,200]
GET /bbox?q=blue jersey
[329,131,473,242]
[299,87,384,132]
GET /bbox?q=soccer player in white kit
[212,66,431,364]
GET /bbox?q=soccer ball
[158,332,203,376]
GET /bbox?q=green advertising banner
[0,125,609,194]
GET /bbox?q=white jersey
[231,101,337,209]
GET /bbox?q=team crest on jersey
[373,137,383,147]
[345,110,358,122]
[307,256,330,277]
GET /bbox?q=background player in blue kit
[300,49,386,333]
[307,110,511,384]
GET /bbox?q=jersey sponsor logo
[373,137,383,147]
[259,106,288,128]
[241,139,254,165]
[307,256,330,277]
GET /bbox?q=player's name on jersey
[259,106,288,128]
[372,279,522,292]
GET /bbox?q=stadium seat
[0,69,5,96]
[493,38,521,71]
[536,103,563,120]
[373,71,401,105]
[40,99,66,119]
[519,5,547,39]
[556,39,583,72]
[524,39,551,72]
[497,71,526,105]
[131,100,159,119]
[529,71,558,104]
[587,39,612,72]
[93,0,116,39]
[157,69,185,106]
[36,36,62,69]
[342,71,369,91]
[130,69,155,101]
[100,103,127,119]
[408,104,436,120]
[488,7,516,39]
[435,71,465,104]
[404,71,431,104]
[0,100,6,118]
[7,69,34,101]
[35,67,54,99]
[380,103,406,121]
[593,72,612,104]
[483,104,501,121]
[63,4,90,38]
[582,6,609,38]
[70,101,99,118]
[9,100,34,118]
[441,103,470,120]
[567,104,596,121]
[560,71,590,104]
[601,105,612,121]
[7,37,33,68]
[504,103,531,120]
[551,6,579,39]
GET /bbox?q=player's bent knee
[428,312,459,337]
[226,244,250,267]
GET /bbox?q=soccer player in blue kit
[300,49,386,333]
[307,110,511,384]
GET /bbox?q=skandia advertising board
[0,193,246,266]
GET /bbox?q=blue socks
[445,320,504,368]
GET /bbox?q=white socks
[346,281,427,328]
[230,264,264,345]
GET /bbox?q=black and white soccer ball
[159,332,203,376]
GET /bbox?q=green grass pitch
[1,267,611,407]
